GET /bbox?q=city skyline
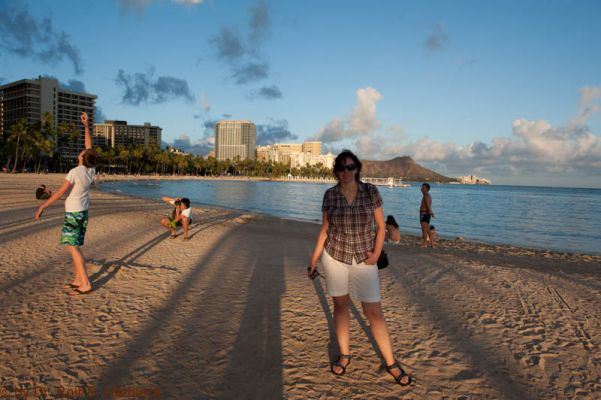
[0,0,600,187]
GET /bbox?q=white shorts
[321,249,381,303]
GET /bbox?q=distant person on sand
[385,215,401,243]
[35,184,52,200]
[160,196,192,241]
[429,225,437,247]
[35,112,97,295]
[308,150,412,386]
[420,183,435,248]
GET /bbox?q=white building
[458,175,491,185]
[289,152,335,169]
[255,141,334,169]
[215,120,256,161]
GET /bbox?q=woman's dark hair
[82,149,98,168]
[333,149,362,182]
[181,198,191,208]
[386,215,399,228]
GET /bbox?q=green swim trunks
[60,211,89,246]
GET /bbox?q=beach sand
[1,173,600,399]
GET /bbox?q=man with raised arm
[35,112,98,295]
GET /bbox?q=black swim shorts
[420,213,431,224]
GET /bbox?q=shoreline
[1,173,601,398]
[9,172,599,259]
[97,174,601,260]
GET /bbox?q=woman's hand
[307,259,318,279]
[365,251,379,266]
[34,206,44,221]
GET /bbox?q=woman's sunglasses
[334,164,357,172]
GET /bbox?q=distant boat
[388,177,410,187]
[363,177,410,187]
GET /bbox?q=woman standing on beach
[308,150,411,386]
[35,112,97,295]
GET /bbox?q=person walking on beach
[308,150,412,386]
[35,112,97,295]
[420,183,435,248]
[160,196,192,241]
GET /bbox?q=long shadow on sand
[93,218,285,399]
[214,223,285,399]
[0,210,240,309]
[393,252,538,400]
[87,212,240,290]
[0,203,161,245]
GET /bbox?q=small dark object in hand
[307,267,321,280]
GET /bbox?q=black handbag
[377,250,389,270]
[366,183,390,270]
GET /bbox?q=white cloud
[395,92,601,178]
[579,85,601,109]
[349,87,383,134]
[313,85,601,183]
[314,87,383,142]
[570,85,601,127]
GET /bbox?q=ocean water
[100,180,601,255]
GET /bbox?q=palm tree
[130,145,145,174]
[116,146,130,173]
[33,112,57,173]
[192,155,205,176]
[7,119,29,173]
[57,122,80,172]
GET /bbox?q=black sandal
[386,361,412,386]
[331,354,351,376]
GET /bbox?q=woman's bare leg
[362,301,410,384]
[332,295,351,373]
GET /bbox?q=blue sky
[1,0,600,187]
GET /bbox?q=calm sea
[100,180,601,255]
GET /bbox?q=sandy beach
[1,173,600,399]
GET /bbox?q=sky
[0,0,600,188]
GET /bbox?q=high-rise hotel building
[215,120,256,161]
[94,120,161,149]
[0,76,96,160]
[302,141,322,155]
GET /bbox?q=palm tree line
[0,114,333,178]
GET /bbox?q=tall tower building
[0,76,96,161]
[215,120,256,161]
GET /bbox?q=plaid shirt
[322,182,383,265]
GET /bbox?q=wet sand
[1,173,600,399]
